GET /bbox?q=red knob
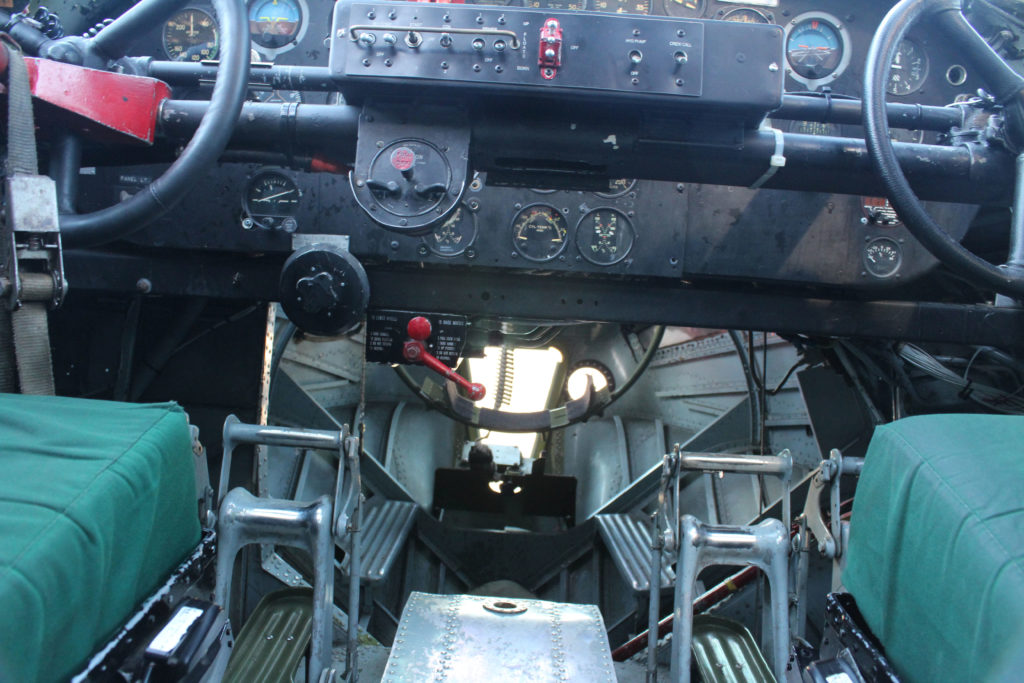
[407,316,432,341]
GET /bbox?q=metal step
[596,513,675,592]
[342,499,418,583]
[223,588,312,683]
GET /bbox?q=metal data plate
[383,592,617,682]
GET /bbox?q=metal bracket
[800,448,864,559]
[2,174,66,310]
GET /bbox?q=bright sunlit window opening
[468,346,563,458]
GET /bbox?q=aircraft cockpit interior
[2,0,1024,681]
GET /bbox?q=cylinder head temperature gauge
[512,205,568,262]
[576,208,635,266]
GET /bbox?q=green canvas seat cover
[0,393,201,683]
[843,414,1024,683]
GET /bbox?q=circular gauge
[524,0,587,9]
[576,208,635,265]
[163,8,219,62]
[861,197,902,226]
[887,39,928,96]
[512,205,568,262]
[662,0,705,18]
[890,127,925,144]
[784,12,851,90]
[786,120,842,136]
[423,205,477,257]
[244,170,300,230]
[722,8,770,23]
[863,237,903,278]
[597,178,637,198]
[249,0,303,51]
[592,0,650,14]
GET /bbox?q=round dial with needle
[163,8,219,62]
[576,208,635,265]
[662,0,705,18]
[887,39,928,96]
[244,170,300,230]
[511,205,568,262]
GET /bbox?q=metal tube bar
[218,414,344,510]
[152,101,1015,205]
[89,0,190,61]
[215,488,333,683]
[678,450,793,532]
[646,515,664,683]
[1007,153,1024,269]
[671,516,790,683]
[144,60,338,91]
[774,93,964,131]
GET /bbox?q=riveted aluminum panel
[382,592,616,682]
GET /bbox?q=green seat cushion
[0,394,201,683]
[843,414,1024,683]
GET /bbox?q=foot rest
[692,614,776,683]
[595,513,675,592]
[673,516,789,683]
[223,588,313,683]
[216,488,333,683]
[341,499,417,583]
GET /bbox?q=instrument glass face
[592,0,651,14]
[512,205,569,262]
[249,0,303,50]
[244,170,300,230]
[163,8,219,62]
[424,206,478,257]
[596,178,637,198]
[786,17,844,80]
[887,39,929,96]
[576,208,635,265]
[662,0,705,18]
[722,8,770,23]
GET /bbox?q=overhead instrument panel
[163,7,219,61]
[330,2,785,122]
[784,11,850,90]
[248,0,308,56]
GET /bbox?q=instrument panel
[79,0,988,293]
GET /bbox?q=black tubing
[90,0,190,61]
[863,0,1024,299]
[58,0,249,247]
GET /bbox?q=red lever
[403,317,487,401]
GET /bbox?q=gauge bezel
[596,178,637,199]
[511,203,570,263]
[248,0,309,58]
[886,38,929,97]
[783,11,852,91]
[661,0,705,19]
[575,207,636,266]
[162,7,220,62]
[422,203,478,257]
[591,0,651,14]
[720,7,771,23]
[862,236,903,278]
[243,168,301,230]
